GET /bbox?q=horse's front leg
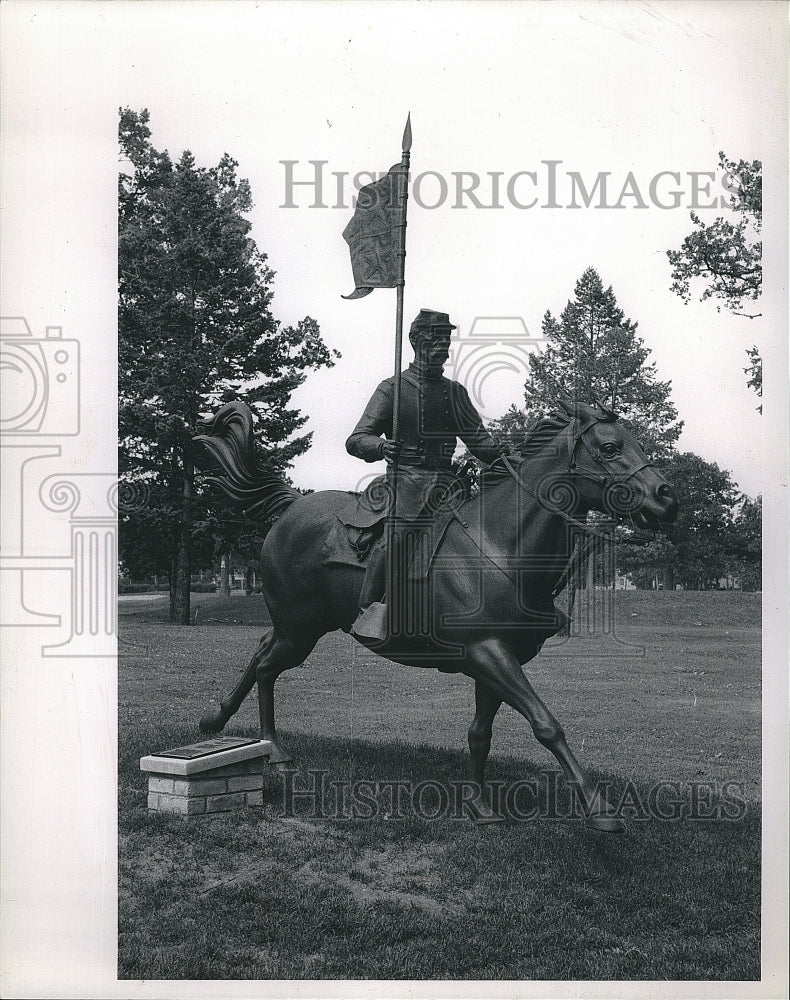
[467,637,625,833]
[466,679,504,823]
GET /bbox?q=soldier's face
[419,327,452,367]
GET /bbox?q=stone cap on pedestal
[140,736,273,776]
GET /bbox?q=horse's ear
[557,399,577,417]
[557,399,595,422]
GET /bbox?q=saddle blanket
[321,489,456,580]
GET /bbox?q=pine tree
[523,267,682,458]
[119,108,337,623]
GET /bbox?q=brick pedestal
[140,736,273,817]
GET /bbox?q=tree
[523,267,683,458]
[119,108,337,623]
[744,346,762,415]
[667,152,762,406]
[725,494,761,591]
[487,405,537,449]
[617,451,740,590]
[615,532,679,591]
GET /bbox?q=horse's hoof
[473,811,506,826]
[586,814,626,834]
[466,799,506,825]
[199,709,225,734]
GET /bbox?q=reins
[440,413,658,601]
[498,417,658,597]
[498,454,612,543]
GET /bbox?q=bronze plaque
[153,736,259,760]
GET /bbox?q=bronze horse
[194,400,677,832]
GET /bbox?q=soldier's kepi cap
[410,309,457,336]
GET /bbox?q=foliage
[667,153,761,317]
[487,404,538,450]
[667,152,762,403]
[661,452,738,589]
[744,345,762,414]
[616,451,759,590]
[615,531,679,591]
[118,108,337,622]
[522,267,683,458]
[725,494,762,591]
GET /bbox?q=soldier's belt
[398,455,453,470]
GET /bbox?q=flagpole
[387,113,411,620]
[391,112,411,461]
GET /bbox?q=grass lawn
[119,590,760,981]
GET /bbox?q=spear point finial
[402,113,412,153]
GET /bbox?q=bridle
[494,415,660,600]
[566,415,654,486]
[499,413,658,542]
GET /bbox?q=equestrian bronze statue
[194,344,678,832]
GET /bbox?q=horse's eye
[601,443,618,457]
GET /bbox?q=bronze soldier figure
[346,308,507,640]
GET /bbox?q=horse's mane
[479,411,570,492]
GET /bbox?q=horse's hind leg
[200,629,276,735]
[466,680,504,823]
[256,634,318,767]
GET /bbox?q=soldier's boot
[351,540,388,641]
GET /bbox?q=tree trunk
[171,454,193,624]
[662,566,675,591]
[221,550,231,597]
[245,565,254,596]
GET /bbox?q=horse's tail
[193,402,300,525]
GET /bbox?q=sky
[102,1,786,501]
[3,2,787,501]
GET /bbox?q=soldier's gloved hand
[381,439,403,464]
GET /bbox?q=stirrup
[351,602,388,641]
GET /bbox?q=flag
[341,163,405,300]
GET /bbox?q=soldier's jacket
[346,363,504,521]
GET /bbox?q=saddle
[321,474,464,577]
[322,497,383,567]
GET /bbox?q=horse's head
[557,400,678,529]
